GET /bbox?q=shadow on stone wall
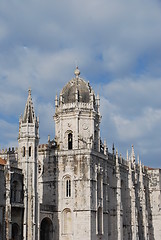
[40,140,59,240]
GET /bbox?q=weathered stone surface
[0,67,160,240]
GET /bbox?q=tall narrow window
[22,146,25,157]
[94,130,98,150]
[98,207,103,235]
[97,173,102,200]
[68,133,73,150]
[66,179,71,197]
[29,146,31,157]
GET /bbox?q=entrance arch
[40,217,53,240]
[12,223,20,240]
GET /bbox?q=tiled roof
[0,157,6,165]
[145,166,155,170]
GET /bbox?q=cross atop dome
[74,66,80,78]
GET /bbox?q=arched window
[64,176,71,198]
[40,217,53,240]
[66,178,71,197]
[62,209,72,235]
[68,133,73,150]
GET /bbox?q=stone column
[128,161,139,240]
[139,163,148,239]
[5,164,12,240]
[115,151,123,240]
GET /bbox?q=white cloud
[112,108,161,140]
[0,0,161,167]
[98,76,161,167]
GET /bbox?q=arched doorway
[40,217,53,240]
[12,223,19,240]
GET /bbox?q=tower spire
[23,88,35,123]
[18,89,39,240]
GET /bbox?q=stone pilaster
[139,163,148,239]
[5,164,12,240]
[115,151,123,240]
[128,161,139,240]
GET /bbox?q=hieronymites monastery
[0,67,161,240]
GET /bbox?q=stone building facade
[0,67,161,240]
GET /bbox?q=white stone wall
[0,166,5,240]
[148,169,161,239]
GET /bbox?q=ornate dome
[60,67,94,104]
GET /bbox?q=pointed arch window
[64,176,71,198]
[40,217,53,240]
[68,133,73,150]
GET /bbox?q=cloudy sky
[0,0,161,167]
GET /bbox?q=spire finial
[74,66,80,78]
[131,144,135,163]
[112,143,115,155]
[116,149,119,166]
[137,155,140,165]
[126,149,129,161]
[28,88,31,96]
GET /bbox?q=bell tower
[54,67,101,151]
[18,89,39,240]
[54,68,102,239]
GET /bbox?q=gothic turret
[54,67,101,151]
[18,89,39,240]
[22,88,35,123]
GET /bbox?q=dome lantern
[74,66,80,78]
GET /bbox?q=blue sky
[0,0,161,167]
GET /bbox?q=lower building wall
[11,207,24,240]
[152,216,161,240]
[148,169,161,240]
[91,211,110,240]
[58,210,90,240]
[0,206,5,240]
